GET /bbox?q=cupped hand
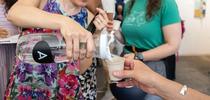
[113,59,162,95]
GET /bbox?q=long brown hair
[128,0,162,21]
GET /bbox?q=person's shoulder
[162,0,177,5]
[161,0,178,10]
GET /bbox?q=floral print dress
[4,0,96,100]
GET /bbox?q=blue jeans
[110,84,163,100]
[110,84,146,100]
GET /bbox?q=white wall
[176,0,210,56]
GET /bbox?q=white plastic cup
[105,55,125,83]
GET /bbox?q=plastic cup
[105,55,125,83]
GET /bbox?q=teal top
[122,0,181,50]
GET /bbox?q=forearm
[154,75,210,100]
[142,23,181,61]
[8,2,93,73]
[142,43,179,61]
[7,3,76,29]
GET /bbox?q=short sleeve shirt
[122,0,181,50]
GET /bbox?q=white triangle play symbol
[37,51,48,60]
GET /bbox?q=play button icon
[32,41,54,63]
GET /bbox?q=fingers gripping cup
[105,55,125,83]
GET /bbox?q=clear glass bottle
[16,20,123,64]
[16,33,67,64]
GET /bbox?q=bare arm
[8,0,95,74]
[113,60,210,100]
[142,23,182,61]
[156,76,210,100]
[8,0,79,30]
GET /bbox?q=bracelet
[179,85,188,96]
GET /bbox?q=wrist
[58,16,82,36]
[94,29,101,34]
[50,14,67,29]
[58,15,77,29]
[150,73,168,95]
[134,52,144,61]
[154,74,181,99]
[95,28,103,32]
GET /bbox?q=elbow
[7,9,15,23]
[166,35,182,54]
[6,4,21,26]
[174,38,182,53]
[167,41,181,54]
[173,44,180,53]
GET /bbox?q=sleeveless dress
[4,0,96,99]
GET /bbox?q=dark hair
[129,0,161,21]
[4,0,17,12]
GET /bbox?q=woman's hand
[7,0,95,60]
[0,27,9,38]
[59,18,95,60]
[93,8,113,32]
[113,59,163,95]
[124,53,135,60]
[123,53,135,70]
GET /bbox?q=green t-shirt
[122,0,181,50]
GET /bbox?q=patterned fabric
[5,60,84,100]
[43,0,88,28]
[5,0,96,99]
[79,65,97,100]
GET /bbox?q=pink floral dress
[4,0,96,100]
